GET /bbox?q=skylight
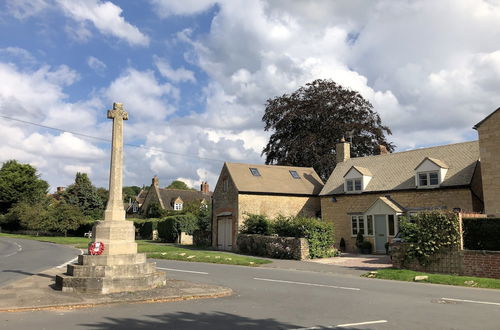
[249,168,261,176]
[289,170,301,179]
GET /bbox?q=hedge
[463,218,500,251]
[157,214,198,242]
[129,218,160,240]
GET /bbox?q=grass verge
[363,268,500,289]
[0,233,271,267]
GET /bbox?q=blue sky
[1,0,500,192]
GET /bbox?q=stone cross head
[107,102,128,120]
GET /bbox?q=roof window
[249,168,261,176]
[289,170,301,179]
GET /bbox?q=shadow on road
[80,310,366,329]
[2,269,54,279]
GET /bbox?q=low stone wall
[237,234,309,260]
[391,243,500,279]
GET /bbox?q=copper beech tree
[262,79,395,181]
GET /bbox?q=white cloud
[5,0,49,19]
[149,0,217,17]
[63,164,93,176]
[57,0,150,46]
[87,56,107,74]
[154,56,196,83]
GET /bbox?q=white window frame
[417,171,439,187]
[174,202,183,211]
[351,215,367,236]
[346,178,362,192]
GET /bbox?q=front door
[217,216,233,251]
[374,215,387,253]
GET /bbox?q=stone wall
[476,109,500,217]
[238,194,320,226]
[237,234,310,260]
[212,165,239,249]
[391,243,500,279]
[321,188,477,253]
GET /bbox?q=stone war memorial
[56,103,166,294]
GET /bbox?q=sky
[1,0,500,192]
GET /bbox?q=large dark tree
[0,160,49,214]
[262,79,395,181]
[62,173,104,219]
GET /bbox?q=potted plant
[361,240,372,254]
[339,238,346,252]
[355,232,364,252]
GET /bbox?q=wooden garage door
[217,216,232,251]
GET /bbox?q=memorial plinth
[56,103,166,294]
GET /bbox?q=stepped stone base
[55,253,167,294]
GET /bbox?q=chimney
[56,186,65,194]
[336,137,351,163]
[378,145,389,155]
[152,175,159,187]
[200,181,209,193]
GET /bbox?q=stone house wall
[212,165,239,249]
[476,109,500,217]
[321,188,477,253]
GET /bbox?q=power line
[0,114,224,163]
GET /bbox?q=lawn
[364,268,500,289]
[0,233,271,267]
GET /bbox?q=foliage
[62,173,104,220]
[49,202,85,236]
[146,202,167,218]
[366,268,500,290]
[166,180,194,190]
[96,187,109,207]
[240,214,272,235]
[130,218,160,240]
[463,218,500,251]
[399,211,460,265]
[262,79,395,181]
[123,186,141,203]
[361,240,372,250]
[0,160,49,214]
[158,214,198,242]
[242,214,336,258]
[355,232,364,249]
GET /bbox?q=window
[418,171,439,187]
[366,215,374,235]
[249,168,261,176]
[351,215,364,236]
[346,179,362,192]
[289,170,301,179]
[388,214,395,236]
[174,203,183,211]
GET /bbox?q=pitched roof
[225,162,324,195]
[320,141,479,196]
[158,189,212,211]
[343,166,373,177]
[473,107,500,129]
[414,157,449,170]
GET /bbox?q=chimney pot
[152,175,159,187]
[378,145,389,155]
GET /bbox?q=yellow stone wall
[321,188,476,252]
[212,165,239,249]
[238,194,320,226]
[477,110,500,217]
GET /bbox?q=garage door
[217,216,232,251]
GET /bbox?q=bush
[240,214,272,235]
[399,211,460,265]
[158,214,198,242]
[463,218,500,251]
[272,215,335,258]
[130,218,160,240]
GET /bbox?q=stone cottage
[212,162,324,250]
[320,107,500,253]
[139,176,212,215]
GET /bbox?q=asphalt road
[0,237,80,286]
[1,241,500,329]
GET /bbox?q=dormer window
[174,202,183,211]
[415,157,448,188]
[343,166,372,193]
[346,179,362,192]
[289,170,301,179]
[249,168,261,176]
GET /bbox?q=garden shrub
[399,210,460,265]
[463,218,500,251]
[240,214,272,235]
[157,214,198,242]
[130,218,159,240]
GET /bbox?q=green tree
[123,186,141,202]
[49,202,84,236]
[6,198,51,235]
[166,180,193,190]
[262,79,395,181]
[62,173,104,219]
[0,160,49,213]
